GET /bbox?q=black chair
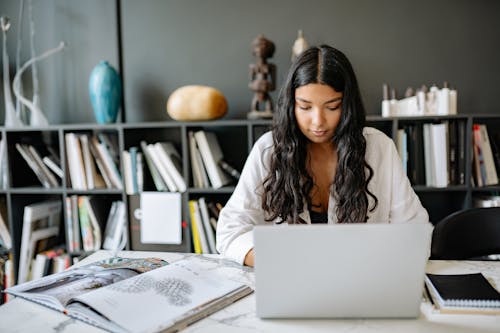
[430,207,500,260]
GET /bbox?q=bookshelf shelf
[472,186,500,192]
[8,188,64,194]
[413,185,468,192]
[187,187,236,194]
[1,114,499,283]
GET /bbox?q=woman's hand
[244,248,255,267]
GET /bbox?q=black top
[309,209,328,224]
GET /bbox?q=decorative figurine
[1,16,24,127]
[247,34,276,119]
[12,41,66,127]
[291,30,308,62]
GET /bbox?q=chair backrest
[430,207,500,260]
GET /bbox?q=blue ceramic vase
[89,61,122,124]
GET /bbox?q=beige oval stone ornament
[166,85,228,121]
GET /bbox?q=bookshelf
[1,114,499,281]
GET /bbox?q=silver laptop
[254,223,432,318]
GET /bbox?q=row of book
[472,124,499,187]
[124,141,186,194]
[189,130,240,189]
[65,132,122,190]
[65,196,127,254]
[125,130,240,193]
[16,197,126,286]
[188,197,223,254]
[15,142,62,188]
[16,129,241,191]
[28,247,71,284]
[0,249,12,304]
[396,122,500,188]
[396,121,467,187]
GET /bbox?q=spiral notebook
[425,273,500,314]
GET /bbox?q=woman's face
[294,83,343,145]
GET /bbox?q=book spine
[478,125,499,185]
[472,124,486,186]
[78,196,95,252]
[198,197,217,253]
[188,200,202,254]
[65,133,87,190]
[129,147,139,194]
[65,197,75,253]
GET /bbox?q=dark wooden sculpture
[248,34,276,119]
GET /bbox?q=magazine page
[6,257,167,312]
[69,257,252,333]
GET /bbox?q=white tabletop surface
[1,250,499,333]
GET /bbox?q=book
[26,145,60,188]
[78,196,95,252]
[140,140,167,191]
[155,142,187,192]
[91,136,123,190]
[218,159,241,180]
[194,130,231,189]
[42,156,64,179]
[423,124,434,187]
[472,124,487,186]
[64,197,76,253]
[430,123,449,188]
[80,134,105,189]
[425,273,500,314]
[490,132,500,178]
[478,124,499,185]
[0,197,11,249]
[396,128,408,175]
[15,143,53,188]
[189,131,204,188]
[198,197,217,253]
[136,151,144,192]
[65,133,87,190]
[5,256,253,333]
[103,201,127,252]
[88,137,113,189]
[190,200,209,254]
[70,195,82,252]
[0,138,7,190]
[129,146,139,193]
[457,121,466,185]
[18,200,62,284]
[146,143,178,192]
[122,150,134,194]
[188,200,203,254]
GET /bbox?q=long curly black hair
[261,45,378,223]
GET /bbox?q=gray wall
[0,0,118,124]
[2,0,500,124]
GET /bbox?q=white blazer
[216,127,429,264]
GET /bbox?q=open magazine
[5,256,253,333]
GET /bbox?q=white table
[1,251,499,333]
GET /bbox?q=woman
[216,45,428,266]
